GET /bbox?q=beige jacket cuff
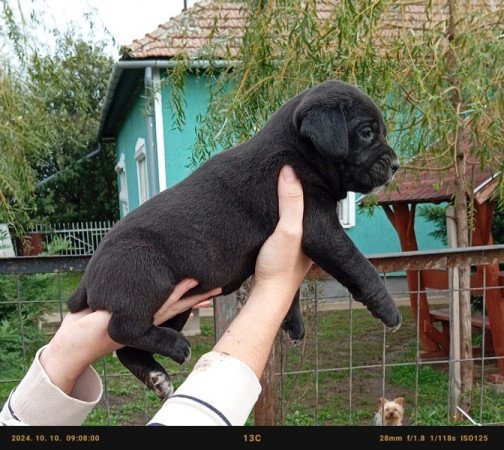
[148,351,262,426]
[7,345,103,426]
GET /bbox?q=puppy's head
[376,397,405,426]
[293,80,399,194]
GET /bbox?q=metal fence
[27,221,115,255]
[0,246,503,426]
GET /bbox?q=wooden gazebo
[370,156,504,375]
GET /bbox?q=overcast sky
[15,0,198,58]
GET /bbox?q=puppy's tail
[67,280,88,312]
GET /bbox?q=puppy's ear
[394,397,405,407]
[378,397,386,408]
[298,105,348,161]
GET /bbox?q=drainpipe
[143,66,159,197]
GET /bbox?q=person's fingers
[173,287,222,312]
[277,165,304,235]
[151,278,198,323]
[153,286,222,325]
[169,278,199,302]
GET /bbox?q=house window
[115,153,129,216]
[338,192,356,228]
[135,138,149,205]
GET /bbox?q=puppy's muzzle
[384,158,400,186]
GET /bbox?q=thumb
[277,165,304,231]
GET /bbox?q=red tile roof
[371,154,500,205]
[121,1,249,59]
[121,1,501,61]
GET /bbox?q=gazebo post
[472,201,504,375]
[382,202,444,355]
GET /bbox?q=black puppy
[68,80,402,399]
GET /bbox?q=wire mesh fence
[0,245,503,426]
[257,245,504,426]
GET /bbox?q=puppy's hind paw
[171,334,191,364]
[285,328,305,346]
[147,370,173,400]
[290,337,303,347]
[282,320,305,346]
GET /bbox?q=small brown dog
[374,397,405,426]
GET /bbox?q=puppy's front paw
[147,370,173,400]
[385,313,402,333]
[171,335,192,364]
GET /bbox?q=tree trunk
[448,0,473,418]
[453,145,473,416]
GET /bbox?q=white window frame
[338,191,356,228]
[135,138,149,205]
[115,153,129,216]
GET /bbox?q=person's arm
[148,164,311,425]
[0,282,221,426]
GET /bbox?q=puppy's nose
[390,159,400,174]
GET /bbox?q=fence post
[213,292,276,424]
[213,293,238,340]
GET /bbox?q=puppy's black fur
[68,80,402,399]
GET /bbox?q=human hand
[213,165,312,378]
[253,165,312,297]
[40,280,222,395]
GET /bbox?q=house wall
[115,95,148,216]
[347,204,443,255]
[160,72,214,187]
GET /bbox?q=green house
[98,0,441,256]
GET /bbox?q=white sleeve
[148,351,262,426]
[0,346,103,426]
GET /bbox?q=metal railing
[26,221,115,255]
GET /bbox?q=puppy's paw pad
[147,370,173,400]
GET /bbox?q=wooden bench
[428,307,494,356]
[429,308,491,330]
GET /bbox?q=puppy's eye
[359,127,373,140]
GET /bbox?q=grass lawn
[83,305,503,426]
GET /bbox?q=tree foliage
[0,61,40,231]
[27,33,118,223]
[0,1,118,236]
[190,0,503,204]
